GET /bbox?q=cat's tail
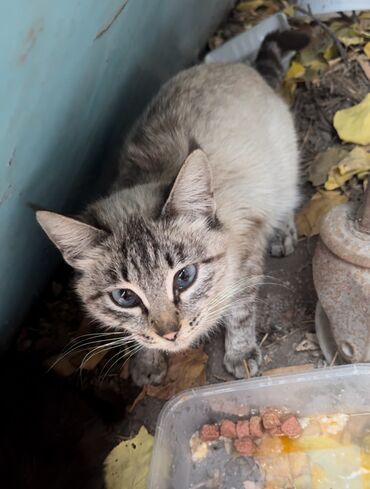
[255,30,310,90]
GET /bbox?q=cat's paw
[130,349,167,387]
[269,217,297,257]
[224,346,262,378]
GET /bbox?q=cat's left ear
[36,210,107,269]
[162,149,216,219]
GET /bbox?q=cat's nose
[162,331,178,341]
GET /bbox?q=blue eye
[174,264,197,290]
[111,289,140,308]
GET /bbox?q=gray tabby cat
[36,36,304,386]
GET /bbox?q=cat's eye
[111,289,140,308]
[174,264,197,290]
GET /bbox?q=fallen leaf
[130,348,208,411]
[283,5,295,17]
[308,147,348,187]
[236,0,264,12]
[323,44,338,61]
[330,21,364,46]
[70,348,109,370]
[325,147,370,190]
[334,93,370,145]
[285,60,305,80]
[365,42,370,58]
[295,190,348,237]
[45,355,76,377]
[104,426,153,489]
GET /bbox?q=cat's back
[118,63,298,227]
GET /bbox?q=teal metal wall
[0,0,232,348]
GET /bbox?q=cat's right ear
[162,149,216,219]
[36,210,107,269]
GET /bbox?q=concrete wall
[0,0,232,347]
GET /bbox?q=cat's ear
[162,149,216,218]
[36,210,107,269]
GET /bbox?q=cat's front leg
[223,300,262,378]
[130,348,167,387]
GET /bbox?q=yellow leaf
[325,147,370,190]
[285,61,305,80]
[308,147,349,187]
[364,42,370,58]
[283,5,295,17]
[333,93,370,145]
[237,0,264,12]
[104,426,154,489]
[130,347,208,410]
[330,21,364,46]
[323,44,338,61]
[295,191,347,237]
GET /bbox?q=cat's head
[36,150,232,352]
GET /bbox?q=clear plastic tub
[148,364,370,488]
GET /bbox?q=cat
[36,33,307,387]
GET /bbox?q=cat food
[234,437,257,456]
[249,416,264,438]
[220,419,237,439]
[236,420,251,439]
[280,414,302,438]
[199,424,220,442]
[189,409,370,489]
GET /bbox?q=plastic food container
[148,364,370,489]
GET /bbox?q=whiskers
[202,273,290,326]
[46,329,141,384]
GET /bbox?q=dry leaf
[285,61,305,80]
[104,426,153,489]
[45,355,76,377]
[330,21,364,46]
[364,42,370,58]
[69,348,109,370]
[308,147,348,187]
[323,44,338,61]
[236,0,264,13]
[325,147,370,190]
[130,348,208,411]
[295,190,348,237]
[334,93,370,145]
[283,5,295,17]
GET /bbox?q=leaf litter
[104,426,154,489]
[284,8,370,236]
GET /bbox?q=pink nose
[162,331,178,341]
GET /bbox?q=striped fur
[37,62,300,385]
